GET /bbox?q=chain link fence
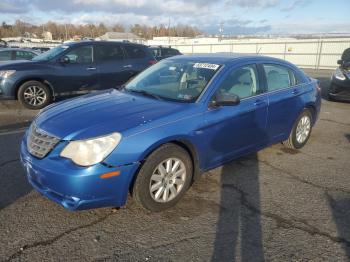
[172,40,350,70]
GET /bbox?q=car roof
[0,48,36,52]
[168,53,295,67]
[65,40,146,47]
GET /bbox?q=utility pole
[64,24,68,40]
[167,17,171,45]
[219,22,224,42]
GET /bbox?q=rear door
[94,42,131,89]
[261,63,305,142]
[122,44,152,77]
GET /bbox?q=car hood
[0,59,40,69]
[35,89,188,140]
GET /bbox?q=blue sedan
[20,54,321,212]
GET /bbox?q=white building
[96,32,144,43]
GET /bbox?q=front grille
[27,123,60,159]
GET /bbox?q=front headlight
[334,68,346,81]
[0,70,16,78]
[60,133,122,166]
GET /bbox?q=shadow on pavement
[212,153,265,262]
[0,132,32,209]
[327,195,350,259]
[345,134,350,143]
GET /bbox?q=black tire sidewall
[291,110,313,149]
[133,144,193,212]
[18,81,51,110]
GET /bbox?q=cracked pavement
[0,69,349,261]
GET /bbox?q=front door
[199,64,268,169]
[53,45,99,96]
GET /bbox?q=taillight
[149,60,157,65]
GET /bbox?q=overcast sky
[1,0,350,35]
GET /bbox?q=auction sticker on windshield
[193,63,220,70]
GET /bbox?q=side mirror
[337,59,343,65]
[59,56,70,64]
[210,93,240,107]
[343,61,350,68]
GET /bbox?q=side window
[15,51,35,60]
[214,65,259,99]
[65,45,93,64]
[95,44,124,62]
[0,51,12,61]
[263,64,297,91]
[124,45,146,59]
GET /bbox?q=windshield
[125,60,221,102]
[32,45,69,61]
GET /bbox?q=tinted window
[163,48,179,56]
[124,45,146,59]
[95,44,124,62]
[0,51,12,61]
[15,51,36,60]
[150,48,160,57]
[215,65,259,99]
[65,45,93,64]
[263,64,297,91]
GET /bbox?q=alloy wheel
[23,85,47,107]
[296,115,311,144]
[149,158,186,203]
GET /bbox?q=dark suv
[149,46,182,61]
[0,41,156,109]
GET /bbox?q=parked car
[0,48,39,62]
[31,47,51,53]
[0,41,156,109]
[20,54,321,212]
[149,46,182,60]
[329,47,350,101]
[0,39,8,48]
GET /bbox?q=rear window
[124,45,146,59]
[263,64,298,91]
[15,51,36,60]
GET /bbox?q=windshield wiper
[126,89,163,100]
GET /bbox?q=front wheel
[132,144,193,212]
[18,80,51,110]
[282,109,313,149]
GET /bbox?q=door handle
[86,67,96,70]
[123,65,132,68]
[254,99,265,106]
[292,88,300,95]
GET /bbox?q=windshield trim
[31,45,70,62]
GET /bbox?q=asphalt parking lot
[0,69,349,261]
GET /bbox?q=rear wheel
[18,80,51,110]
[282,109,313,149]
[133,144,193,212]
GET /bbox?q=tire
[282,109,313,149]
[18,80,51,110]
[133,143,193,212]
